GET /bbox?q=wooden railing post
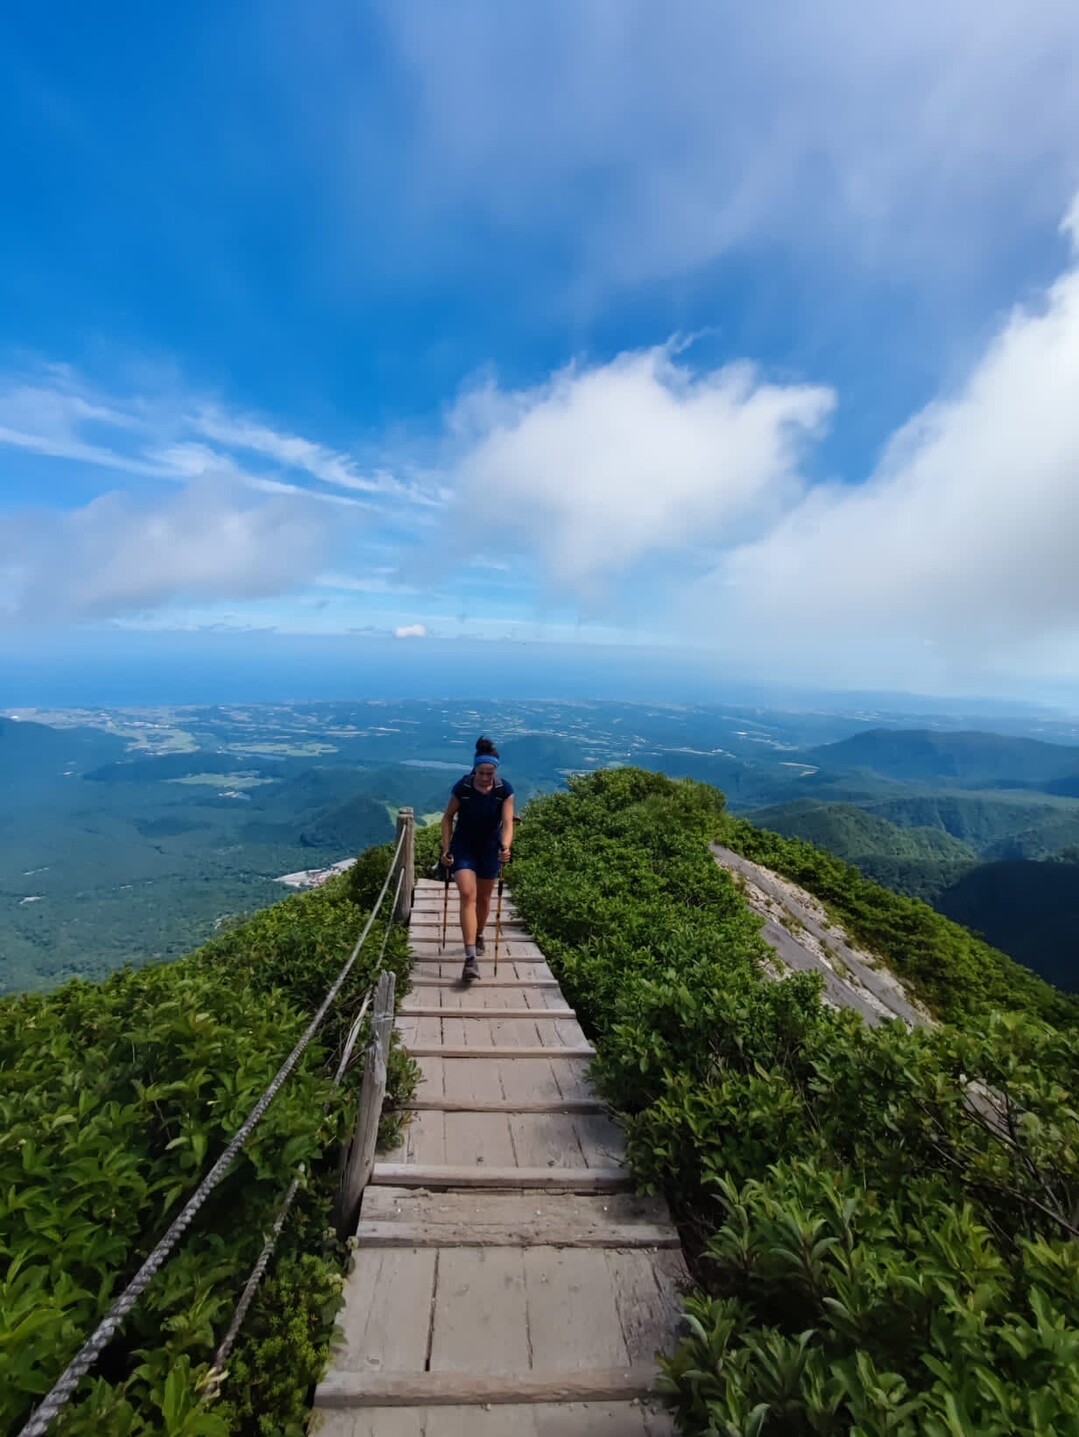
[335,969,396,1237]
[393,808,415,925]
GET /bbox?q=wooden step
[411,918,526,929]
[408,977,561,989]
[409,957,552,966]
[355,1184,685,1251]
[403,1097,605,1113]
[410,907,521,919]
[364,1185,670,1224]
[409,918,523,929]
[399,1005,575,1019]
[315,1365,656,1408]
[405,1044,595,1059]
[354,1220,679,1249]
[371,1163,630,1191]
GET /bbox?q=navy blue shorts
[452,846,501,881]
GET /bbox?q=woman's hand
[499,845,512,864]
[441,850,453,869]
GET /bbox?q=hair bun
[474,735,499,759]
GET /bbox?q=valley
[3,698,1078,994]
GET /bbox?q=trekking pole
[440,859,450,954]
[493,859,509,976]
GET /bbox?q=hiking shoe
[462,954,480,982]
[475,935,486,955]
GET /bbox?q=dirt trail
[712,843,932,1028]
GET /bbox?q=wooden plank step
[411,918,526,929]
[408,959,551,971]
[354,1220,680,1250]
[409,918,523,929]
[409,920,523,930]
[410,908,521,919]
[404,1045,595,1059]
[409,961,553,971]
[371,1163,629,1191]
[315,1365,656,1408]
[403,1097,605,1113]
[311,1401,673,1435]
[399,1006,574,1019]
[364,1186,670,1226]
[407,977,561,989]
[358,1188,680,1248]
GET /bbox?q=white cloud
[190,407,415,499]
[447,345,832,592]
[418,192,1079,691]
[0,367,424,506]
[394,623,428,638]
[0,480,340,623]
[382,1,1079,289]
[0,379,172,478]
[693,195,1079,688]
[316,571,423,594]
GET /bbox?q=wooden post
[393,808,415,925]
[335,969,397,1237]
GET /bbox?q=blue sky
[3,2,1079,704]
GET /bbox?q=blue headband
[473,753,500,769]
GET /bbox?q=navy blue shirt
[451,774,514,851]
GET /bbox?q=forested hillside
[744,795,1079,991]
[748,799,977,862]
[935,859,1079,992]
[508,769,1079,1434]
[1,858,415,1435]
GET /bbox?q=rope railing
[19,825,411,1437]
[205,862,408,1391]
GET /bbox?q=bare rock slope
[712,843,932,1028]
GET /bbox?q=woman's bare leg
[475,877,497,939]
[456,868,478,946]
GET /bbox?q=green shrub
[510,769,1079,1435]
[1,867,414,1434]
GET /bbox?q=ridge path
[312,878,686,1435]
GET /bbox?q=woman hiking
[440,736,514,982]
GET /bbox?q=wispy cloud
[190,406,423,501]
[0,419,171,478]
[0,364,417,624]
[0,377,172,477]
[316,571,425,595]
[0,365,433,508]
[380,1,1079,295]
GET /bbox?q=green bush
[345,841,395,910]
[509,769,1079,1435]
[1,866,414,1435]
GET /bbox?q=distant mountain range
[806,727,1079,790]
[6,704,1079,995]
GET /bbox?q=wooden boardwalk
[312,879,686,1435]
